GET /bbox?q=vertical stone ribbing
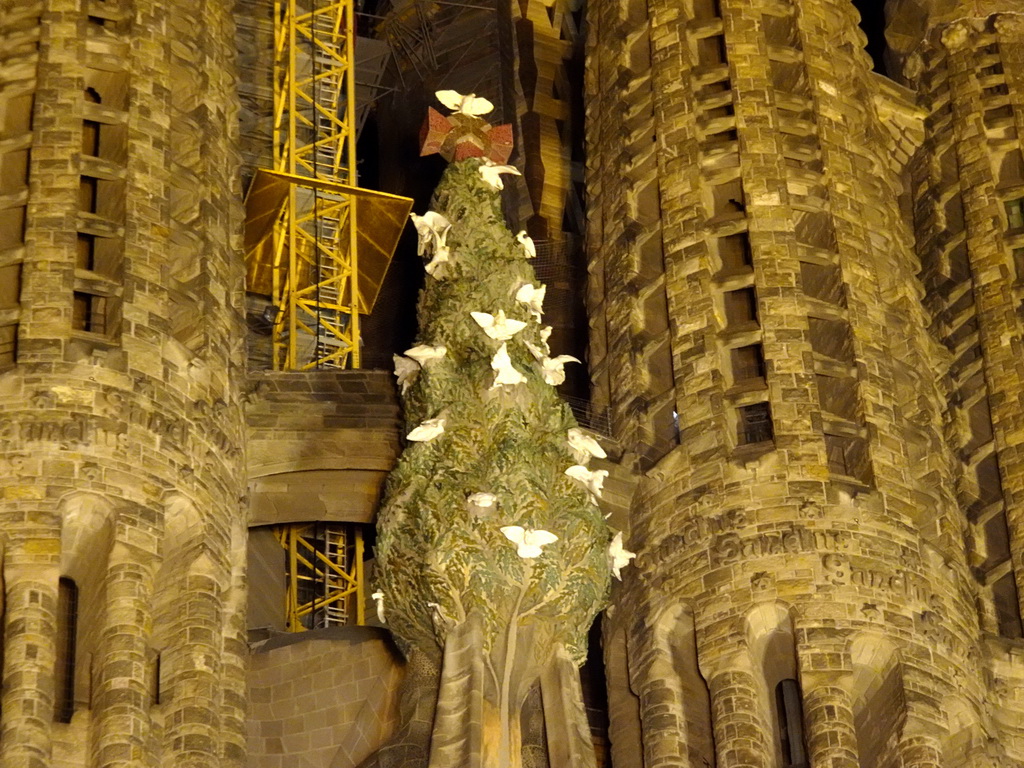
[89,544,155,768]
[0,1,247,766]
[625,609,689,768]
[940,17,1024,633]
[0,558,60,768]
[590,0,985,765]
[801,680,859,768]
[707,665,769,768]
[888,1,1024,650]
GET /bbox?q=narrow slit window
[776,679,808,768]
[992,572,1024,639]
[55,578,78,723]
[0,324,16,367]
[712,178,745,218]
[985,105,1014,127]
[718,232,753,272]
[72,292,107,335]
[77,233,96,270]
[737,402,773,445]
[691,0,721,19]
[82,120,101,157]
[1004,197,1024,230]
[79,176,98,214]
[731,344,766,383]
[724,287,758,326]
[697,35,727,67]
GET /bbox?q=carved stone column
[0,560,60,768]
[89,543,155,768]
[708,666,770,768]
[898,735,943,768]
[801,679,859,768]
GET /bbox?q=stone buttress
[587,0,1012,765]
[0,2,248,767]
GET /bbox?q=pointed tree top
[420,90,514,164]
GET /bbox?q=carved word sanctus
[822,553,943,612]
[639,510,847,572]
[0,416,122,449]
[712,527,847,566]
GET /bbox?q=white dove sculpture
[471,309,528,341]
[404,344,447,366]
[424,244,451,277]
[393,354,420,394]
[567,427,607,464]
[515,230,536,259]
[608,532,636,580]
[479,159,522,191]
[565,464,608,501]
[371,590,386,623]
[467,492,497,519]
[490,343,527,389]
[436,89,494,116]
[524,326,553,360]
[515,283,546,321]
[540,354,580,386]
[407,417,446,442]
[500,526,559,559]
[409,211,451,256]
[468,492,496,508]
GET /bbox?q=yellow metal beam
[275,522,365,632]
[243,0,410,371]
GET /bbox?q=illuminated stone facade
[5,0,1024,767]
[0,1,248,767]
[587,0,1024,765]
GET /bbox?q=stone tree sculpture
[365,92,632,768]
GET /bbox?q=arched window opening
[776,678,808,768]
[55,577,78,723]
[748,605,803,768]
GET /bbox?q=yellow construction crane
[244,0,411,371]
[243,0,410,630]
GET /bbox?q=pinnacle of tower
[419,89,514,163]
[885,0,1024,64]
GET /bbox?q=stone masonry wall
[888,0,1024,759]
[245,370,401,525]
[0,2,249,768]
[246,628,402,768]
[588,0,1002,765]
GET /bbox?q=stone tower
[586,0,1024,765]
[0,2,248,767]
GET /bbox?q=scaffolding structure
[244,0,409,372]
[269,0,360,369]
[276,523,365,630]
[243,0,411,630]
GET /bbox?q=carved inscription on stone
[711,527,847,566]
[822,554,943,612]
[640,509,848,572]
[1,394,240,461]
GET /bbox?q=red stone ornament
[419,107,514,164]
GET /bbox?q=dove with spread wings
[435,89,494,116]
[500,526,559,559]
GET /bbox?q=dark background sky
[851,0,889,74]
